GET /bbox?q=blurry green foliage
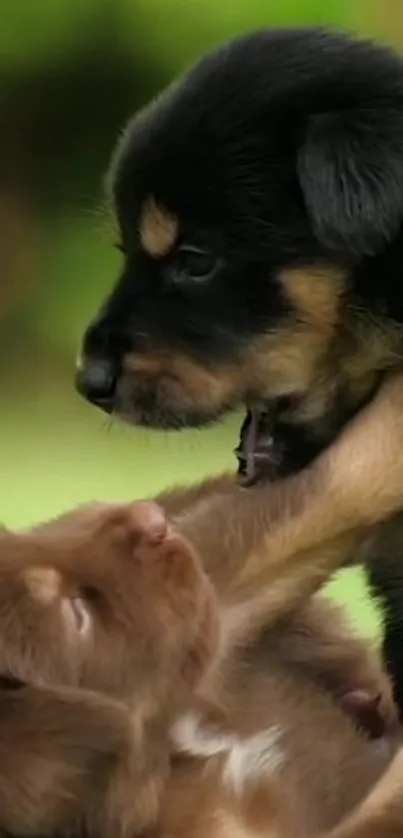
[121,0,352,74]
[0,1,98,69]
[2,0,391,355]
[1,0,351,73]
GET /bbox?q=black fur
[77,27,403,712]
[79,28,403,424]
[368,553,403,718]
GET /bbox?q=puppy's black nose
[75,357,117,412]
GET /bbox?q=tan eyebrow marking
[279,266,346,332]
[139,197,179,258]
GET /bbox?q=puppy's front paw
[127,501,199,587]
[125,500,170,548]
[125,501,220,687]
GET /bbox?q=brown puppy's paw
[122,501,221,690]
[124,500,170,548]
[127,501,204,592]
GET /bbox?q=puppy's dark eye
[82,586,103,605]
[173,246,218,283]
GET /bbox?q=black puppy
[76,28,403,708]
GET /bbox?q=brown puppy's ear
[297,105,403,256]
[0,683,135,838]
[0,675,27,691]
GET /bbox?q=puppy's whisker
[102,415,115,434]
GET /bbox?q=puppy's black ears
[297,108,403,256]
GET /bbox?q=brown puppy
[0,673,399,838]
[0,657,394,838]
[0,563,393,838]
[0,501,217,702]
[3,375,403,836]
[0,502,218,835]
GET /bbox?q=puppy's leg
[174,372,403,619]
[156,473,234,518]
[154,374,403,737]
[325,747,403,838]
[264,598,399,740]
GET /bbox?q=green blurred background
[2,0,400,632]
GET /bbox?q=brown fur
[3,374,403,834]
[0,500,217,703]
[326,748,403,838]
[119,286,343,429]
[154,372,403,838]
[0,567,393,838]
[266,279,403,433]
[279,267,346,332]
[160,644,397,838]
[0,640,396,838]
[0,501,218,835]
[0,679,141,838]
[139,197,179,258]
[150,372,403,613]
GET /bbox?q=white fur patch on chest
[171,712,286,795]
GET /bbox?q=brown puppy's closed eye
[0,500,218,708]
